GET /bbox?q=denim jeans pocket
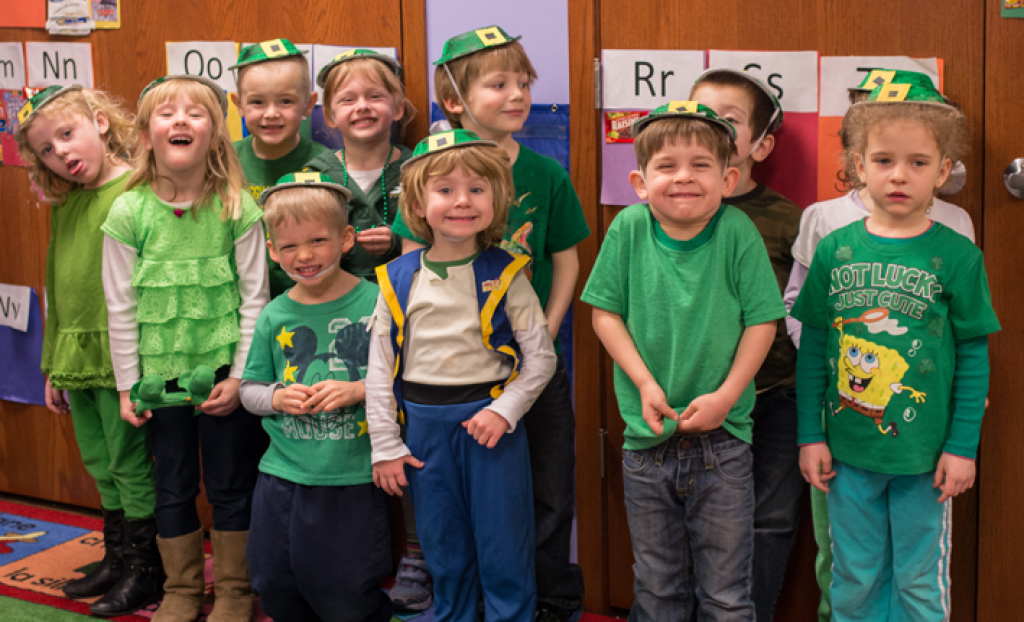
[622,447,654,477]
[713,442,754,486]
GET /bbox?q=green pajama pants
[811,485,832,622]
[67,388,156,520]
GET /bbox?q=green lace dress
[101,185,263,382]
[41,172,131,390]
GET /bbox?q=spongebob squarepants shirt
[792,220,1000,475]
[242,279,379,485]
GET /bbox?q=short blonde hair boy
[263,187,350,243]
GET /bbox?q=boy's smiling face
[446,69,532,140]
[234,61,315,158]
[630,137,740,240]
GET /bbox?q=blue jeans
[522,356,584,610]
[750,386,804,622]
[623,428,755,622]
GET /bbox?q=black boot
[90,517,166,617]
[63,508,125,599]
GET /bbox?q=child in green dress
[17,85,162,617]
[102,75,270,622]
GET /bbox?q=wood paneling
[977,2,1024,620]
[575,1,987,618]
[0,0,419,521]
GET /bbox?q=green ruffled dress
[101,185,263,381]
[41,172,131,390]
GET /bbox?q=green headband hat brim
[315,49,402,89]
[858,81,953,108]
[229,39,309,72]
[695,68,784,132]
[433,25,522,66]
[403,129,499,168]
[138,74,229,115]
[15,85,84,135]
[849,69,938,93]
[258,172,354,206]
[631,101,738,141]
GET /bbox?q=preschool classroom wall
[4,1,1024,620]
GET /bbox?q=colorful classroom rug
[0,499,620,621]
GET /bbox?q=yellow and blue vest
[375,247,530,423]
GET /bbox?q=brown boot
[207,529,253,622]
[152,528,206,622]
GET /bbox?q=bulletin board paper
[25,41,93,88]
[0,43,26,90]
[707,50,819,113]
[166,41,239,92]
[0,0,46,28]
[601,50,706,110]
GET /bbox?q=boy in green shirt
[239,173,392,622]
[690,69,803,622]
[230,39,330,298]
[582,102,784,621]
[389,26,591,620]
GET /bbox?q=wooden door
[0,0,425,523]
[569,1,989,618]
[977,3,1024,620]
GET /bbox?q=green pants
[811,485,832,622]
[67,388,156,520]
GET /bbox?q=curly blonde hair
[399,144,514,249]
[128,78,245,220]
[16,88,134,204]
[837,102,967,192]
[322,58,417,141]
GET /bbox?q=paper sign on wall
[0,44,26,90]
[601,50,705,110]
[166,42,239,92]
[25,42,94,88]
[0,284,32,332]
[311,45,397,102]
[707,50,818,113]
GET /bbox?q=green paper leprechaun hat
[316,48,402,89]
[695,68,783,132]
[130,365,216,415]
[259,171,354,205]
[16,85,83,131]
[862,80,951,106]
[403,129,499,167]
[631,101,738,141]
[433,25,522,66]
[230,39,308,72]
[849,69,938,94]
[138,74,229,114]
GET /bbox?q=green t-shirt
[581,204,786,450]
[391,145,591,351]
[304,145,411,282]
[42,171,131,389]
[102,185,263,381]
[242,279,379,486]
[234,135,330,299]
[729,183,802,390]
[791,220,1001,475]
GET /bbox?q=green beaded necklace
[340,145,393,233]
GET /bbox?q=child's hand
[304,380,365,413]
[676,391,732,433]
[462,409,510,448]
[799,443,836,493]
[356,226,393,255]
[373,455,425,496]
[273,384,317,415]
[119,390,151,427]
[934,453,976,503]
[639,381,678,435]
[44,376,70,415]
[200,377,241,416]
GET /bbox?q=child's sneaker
[389,555,433,612]
[536,603,581,622]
